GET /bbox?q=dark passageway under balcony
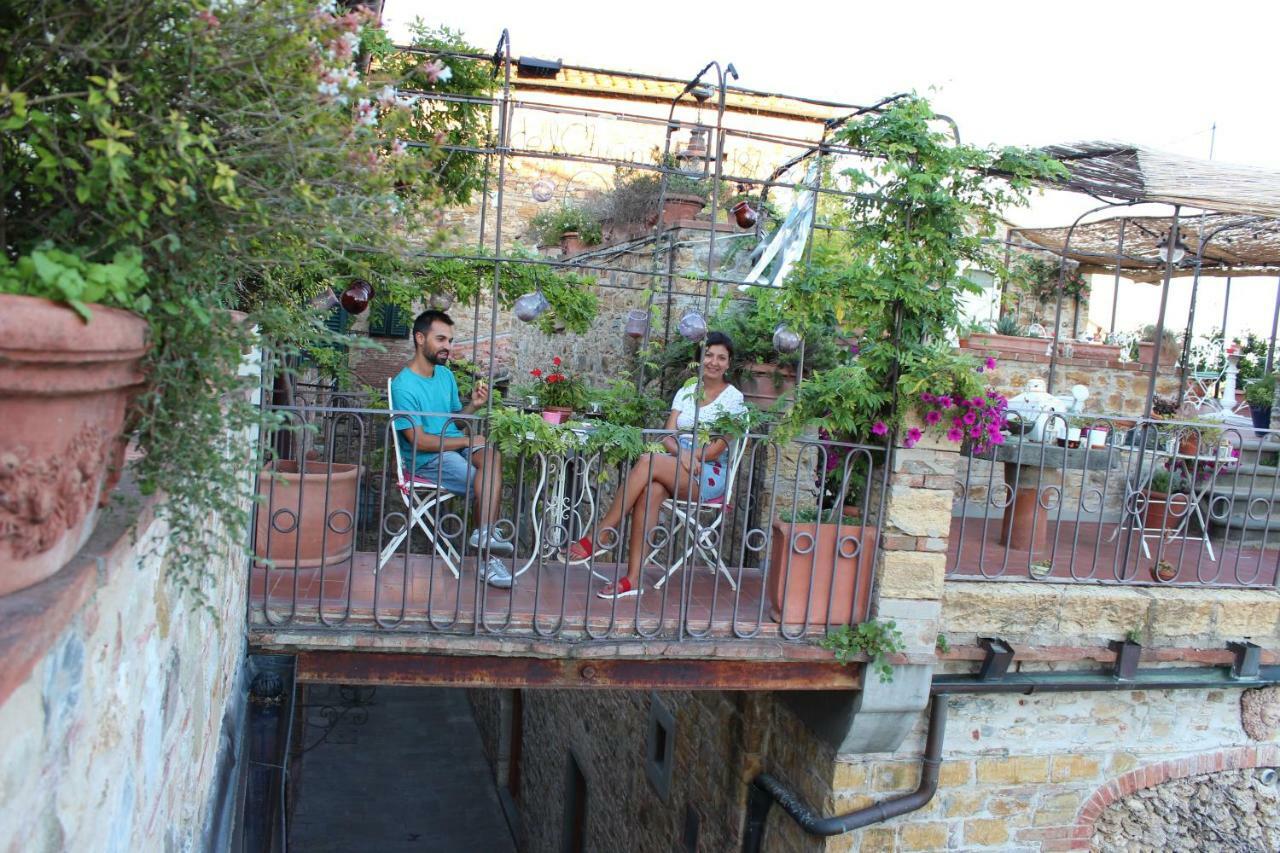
[289,686,517,852]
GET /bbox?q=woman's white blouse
[671,384,746,431]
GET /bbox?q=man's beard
[428,347,450,365]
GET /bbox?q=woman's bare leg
[574,454,698,559]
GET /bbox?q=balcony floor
[947,516,1280,587]
[249,550,831,642]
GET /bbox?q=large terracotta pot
[0,294,148,596]
[254,460,359,568]
[739,362,796,409]
[1141,489,1188,531]
[658,193,706,225]
[767,516,876,626]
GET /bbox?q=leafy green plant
[588,379,668,429]
[1233,332,1271,383]
[581,421,657,473]
[0,1,451,603]
[821,620,906,683]
[935,634,951,654]
[521,356,588,411]
[1006,254,1086,304]
[771,95,1063,443]
[412,250,598,335]
[372,23,495,206]
[1147,466,1189,495]
[485,401,572,458]
[1123,627,1142,645]
[529,202,602,246]
[1247,373,1276,409]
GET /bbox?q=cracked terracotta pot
[0,294,148,596]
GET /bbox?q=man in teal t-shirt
[389,309,512,588]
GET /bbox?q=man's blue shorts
[409,447,477,497]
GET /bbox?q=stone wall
[0,474,249,852]
[1091,767,1280,850]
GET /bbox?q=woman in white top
[569,332,746,599]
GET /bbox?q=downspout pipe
[743,697,946,849]
[743,661,1280,851]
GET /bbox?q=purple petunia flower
[907,426,922,444]
[925,410,942,425]
[946,427,964,442]
[985,356,997,371]
[871,421,889,436]
[963,410,977,426]
[939,396,953,409]
[990,430,1005,445]
[969,425,983,439]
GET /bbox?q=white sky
[382,0,1280,339]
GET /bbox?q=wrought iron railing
[948,413,1280,587]
[248,398,890,642]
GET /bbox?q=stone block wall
[0,475,248,852]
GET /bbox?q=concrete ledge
[0,472,155,707]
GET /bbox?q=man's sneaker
[480,556,513,589]
[469,527,514,555]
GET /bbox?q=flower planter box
[254,460,360,568]
[767,516,876,626]
[1137,340,1181,368]
[739,362,796,410]
[964,332,1050,357]
[1067,341,1121,360]
[0,294,148,596]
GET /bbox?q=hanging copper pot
[340,278,374,314]
[731,200,758,229]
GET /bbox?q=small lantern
[514,290,550,323]
[772,324,801,353]
[340,278,374,314]
[624,309,649,339]
[678,311,707,342]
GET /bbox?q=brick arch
[1071,745,1280,849]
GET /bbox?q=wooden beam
[294,651,861,691]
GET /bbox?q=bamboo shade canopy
[1011,213,1280,283]
[1038,141,1280,219]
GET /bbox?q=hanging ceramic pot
[678,311,707,342]
[772,324,801,354]
[514,290,550,323]
[340,278,374,314]
[429,290,455,310]
[731,200,758,229]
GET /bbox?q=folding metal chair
[646,438,749,591]
[1185,367,1224,410]
[378,378,462,576]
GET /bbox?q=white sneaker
[481,557,513,589]
[469,527,514,555]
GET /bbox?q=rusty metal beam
[294,652,861,691]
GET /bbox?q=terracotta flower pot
[0,294,148,596]
[739,362,796,410]
[767,516,876,626]
[966,332,1051,357]
[1141,489,1188,531]
[657,193,706,226]
[559,231,585,256]
[254,460,360,568]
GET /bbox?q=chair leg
[411,501,460,579]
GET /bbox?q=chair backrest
[386,378,410,487]
[717,436,750,507]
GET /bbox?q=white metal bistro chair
[1185,367,1225,410]
[645,437,749,591]
[378,378,462,576]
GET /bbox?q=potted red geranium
[528,356,587,424]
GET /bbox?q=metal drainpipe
[743,698,947,850]
[743,663,1280,851]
